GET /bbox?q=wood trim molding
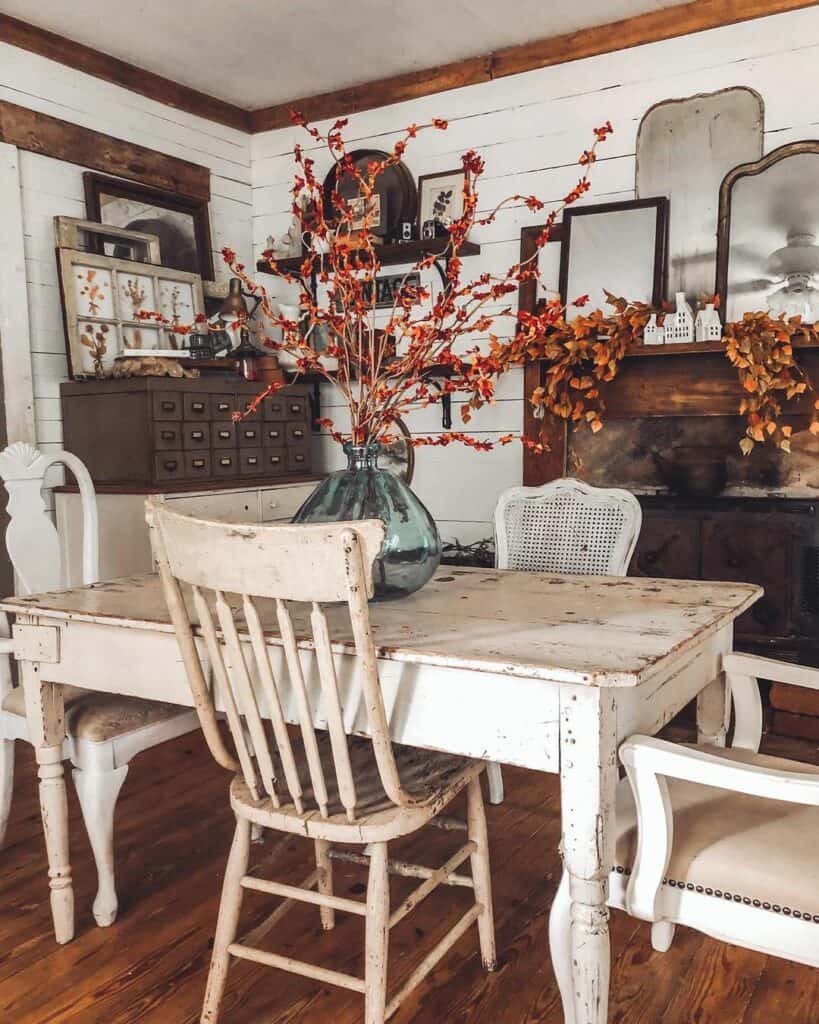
[0,1,815,136]
[250,0,817,132]
[0,13,251,133]
[0,101,210,200]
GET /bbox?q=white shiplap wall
[251,5,819,546]
[0,43,253,502]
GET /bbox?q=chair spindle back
[147,500,417,822]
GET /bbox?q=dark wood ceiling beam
[250,0,818,132]
[0,13,251,133]
[0,101,211,200]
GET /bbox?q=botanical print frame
[83,172,214,280]
[417,169,467,230]
[559,197,669,320]
[58,249,205,378]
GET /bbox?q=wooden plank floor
[1,730,817,1024]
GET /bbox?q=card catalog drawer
[153,393,182,421]
[212,423,237,448]
[261,449,286,474]
[183,394,210,419]
[238,422,262,448]
[154,422,182,451]
[211,393,235,420]
[183,423,210,450]
[212,451,239,478]
[154,451,185,481]
[285,396,308,421]
[185,452,211,479]
[287,422,308,445]
[262,422,285,447]
[287,445,311,474]
[239,448,264,476]
[262,394,287,420]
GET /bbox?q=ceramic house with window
[0,3,818,1023]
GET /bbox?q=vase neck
[344,442,381,470]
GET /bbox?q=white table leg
[22,661,74,943]
[696,669,730,747]
[557,687,618,1024]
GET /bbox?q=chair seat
[2,685,192,743]
[615,744,819,923]
[232,736,485,843]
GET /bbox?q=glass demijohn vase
[293,442,441,600]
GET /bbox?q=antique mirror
[717,141,819,323]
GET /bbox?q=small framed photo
[347,194,383,233]
[417,169,466,231]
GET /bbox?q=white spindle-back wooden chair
[550,651,819,1024]
[147,500,497,1024]
[0,442,199,928]
[489,477,642,802]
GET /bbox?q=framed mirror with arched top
[716,141,819,325]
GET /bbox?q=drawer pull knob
[293,429,304,439]
[192,459,205,469]
[161,401,175,411]
[247,457,258,466]
[164,460,178,471]
[290,404,301,413]
[220,457,232,467]
[192,402,205,412]
[217,402,230,412]
[218,430,231,439]
[161,431,175,441]
[191,431,204,440]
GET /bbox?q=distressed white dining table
[1,566,759,1024]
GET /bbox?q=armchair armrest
[619,734,819,923]
[723,651,819,691]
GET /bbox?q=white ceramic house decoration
[695,302,723,342]
[643,313,663,345]
[665,291,695,344]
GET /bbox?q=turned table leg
[22,660,74,944]
[696,669,730,748]
[556,686,618,1024]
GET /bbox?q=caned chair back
[147,500,422,822]
[0,442,99,593]
[494,477,642,576]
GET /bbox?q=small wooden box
[61,378,312,487]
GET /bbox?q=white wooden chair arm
[723,651,819,692]
[42,450,99,586]
[621,734,819,808]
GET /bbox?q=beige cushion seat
[232,735,485,843]
[2,685,190,743]
[614,744,819,923]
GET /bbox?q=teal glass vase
[293,442,441,600]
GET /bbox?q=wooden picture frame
[58,249,205,379]
[417,168,467,230]
[83,172,214,280]
[54,216,162,265]
[558,197,669,318]
[716,140,819,323]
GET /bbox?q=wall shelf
[626,335,819,358]
[255,239,480,276]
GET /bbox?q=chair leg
[486,762,504,805]
[0,738,14,849]
[315,839,335,931]
[651,920,676,953]
[467,776,497,970]
[364,842,390,1024]
[72,763,128,927]
[201,816,251,1024]
[548,870,576,1024]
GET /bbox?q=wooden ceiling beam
[250,0,817,132]
[0,101,211,200]
[0,13,251,134]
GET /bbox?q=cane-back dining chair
[147,500,497,1024]
[489,477,642,802]
[550,651,819,1024]
[0,442,199,929]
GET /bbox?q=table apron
[24,616,563,772]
